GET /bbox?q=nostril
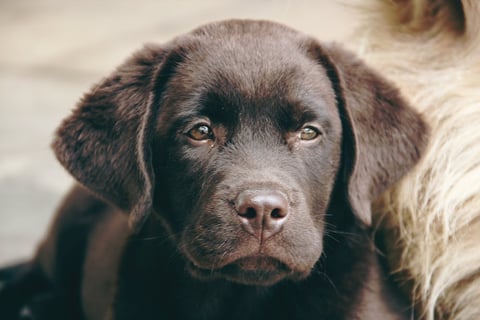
[271,208,285,219]
[239,207,257,219]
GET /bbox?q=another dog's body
[0,20,428,319]
[349,1,480,319]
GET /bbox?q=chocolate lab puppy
[0,20,428,319]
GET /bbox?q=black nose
[234,190,289,241]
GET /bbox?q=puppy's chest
[110,229,372,320]
[112,273,355,320]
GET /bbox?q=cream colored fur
[346,1,480,319]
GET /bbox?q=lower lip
[233,256,286,272]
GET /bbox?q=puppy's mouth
[186,255,297,286]
[233,256,285,271]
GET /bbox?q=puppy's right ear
[307,42,429,226]
[52,45,182,232]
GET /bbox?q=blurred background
[0,0,359,265]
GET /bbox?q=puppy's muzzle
[234,189,289,241]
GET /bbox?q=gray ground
[0,0,359,265]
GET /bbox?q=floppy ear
[52,45,182,232]
[310,43,429,226]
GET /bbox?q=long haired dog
[350,1,480,319]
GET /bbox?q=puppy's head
[53,20,428,286]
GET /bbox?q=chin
[186,255,310,286]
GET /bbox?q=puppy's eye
[187,124,214,141]
[299,126,321,141]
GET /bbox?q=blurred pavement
[0,0,359,265]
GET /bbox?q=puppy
[350,1,480,319]
[0,20,428,319]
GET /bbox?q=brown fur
[0,20,428,319]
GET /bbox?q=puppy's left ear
[309,43,429,226]
[52,45,183,232]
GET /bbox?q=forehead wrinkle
[182,34,308,97]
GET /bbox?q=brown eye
[299,126,320,141]
[187,124,214,141]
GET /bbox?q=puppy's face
[53,20,427,288]
[153,33,343,285]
